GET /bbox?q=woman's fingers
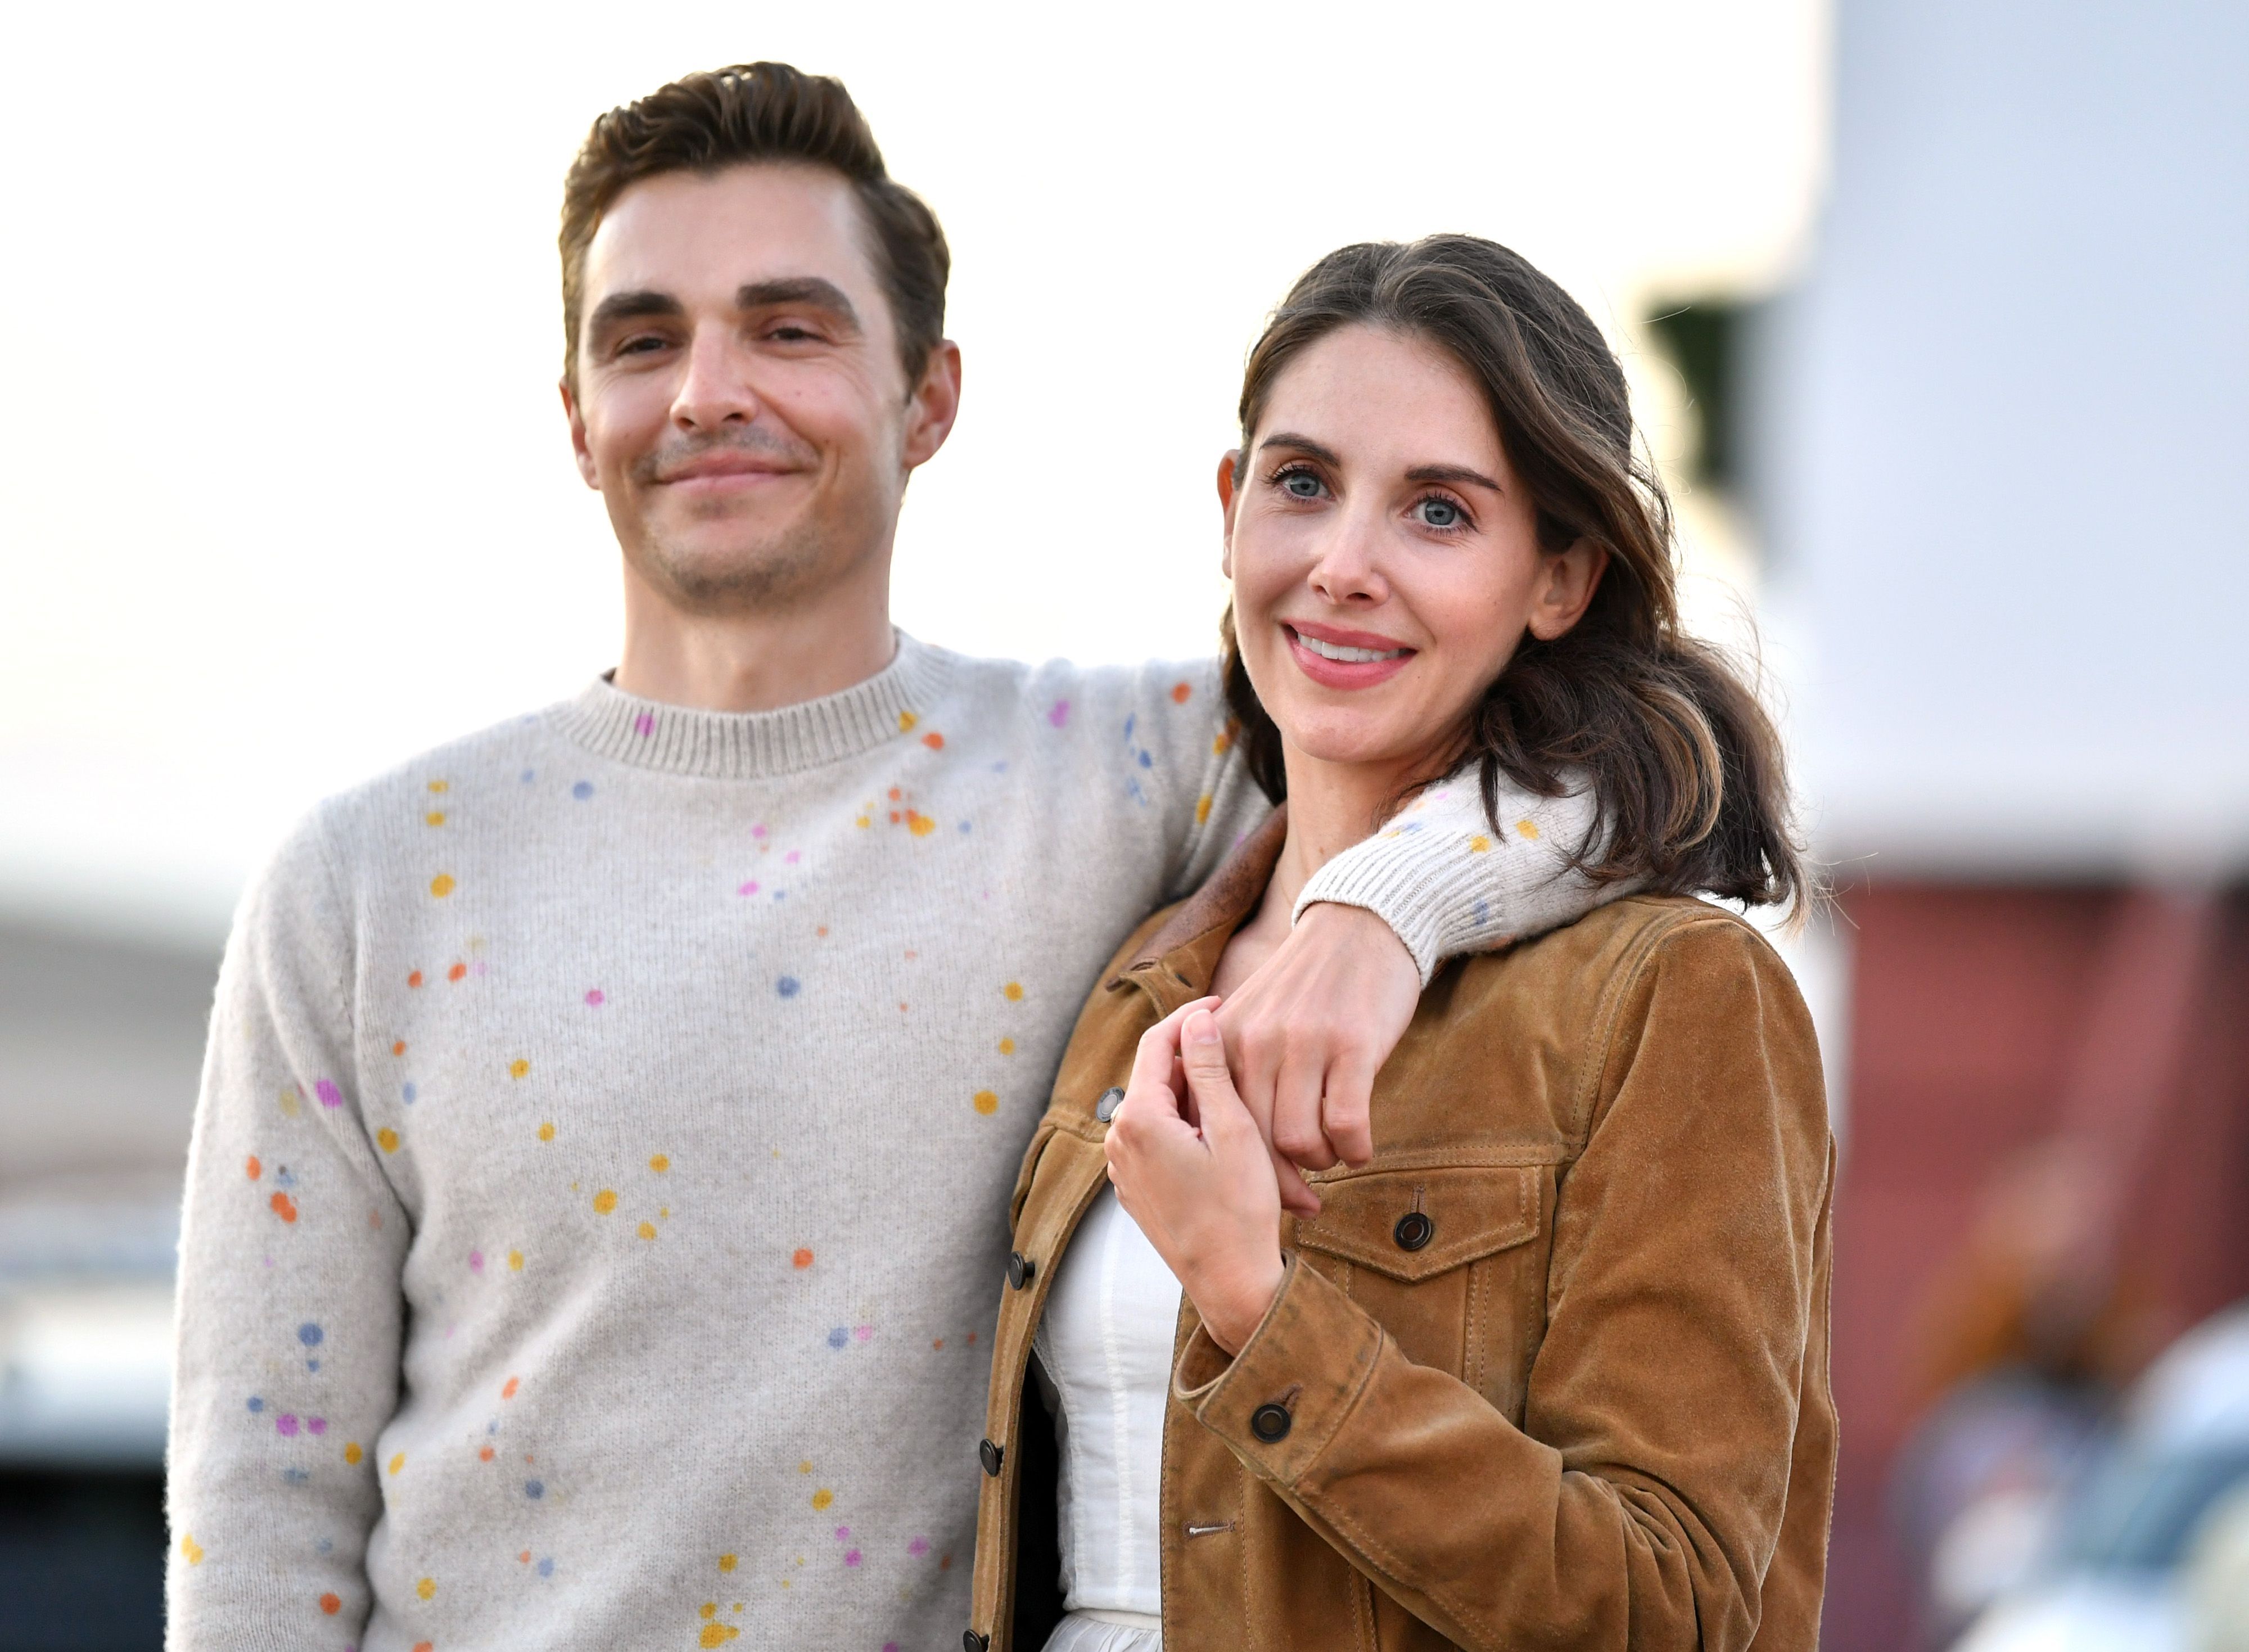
[1122,996,1221,1120]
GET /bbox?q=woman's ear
[1217,450,1242,579]
[1525,539,1610,640]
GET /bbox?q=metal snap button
[1007,1251,1035,1290]
[1095,1086,1126,1122]
[979,1438,1004,1477]
[1249,1403,1293,1443]
[1393,1211,1434,1252]
[964,1632,991,1652]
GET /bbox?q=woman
[967,236,1834,1652]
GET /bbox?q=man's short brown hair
[559,62,949,390]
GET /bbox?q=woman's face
[1221,324,1607,783]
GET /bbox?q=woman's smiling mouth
[1284,621,1416,688]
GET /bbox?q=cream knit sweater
[166,634,1598,1651]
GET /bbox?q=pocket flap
[1291,1164,1541,1283]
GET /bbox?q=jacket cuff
[1293,776,1616,985]
[1173,1254,1385,1489]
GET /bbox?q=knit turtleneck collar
[550,631,953,780]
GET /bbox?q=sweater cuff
[1293,777,1616,985]
[1173,1254,1385,1490]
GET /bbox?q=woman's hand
[1105,997,1286,1357]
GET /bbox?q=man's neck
[611,559,898,712]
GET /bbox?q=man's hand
[1214,901,1420,1211]
[1106,999,1286,1357]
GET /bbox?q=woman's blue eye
[1283,471,1323,499]
[1416,498,1462,527]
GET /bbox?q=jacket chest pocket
[1290,1163,1550,1424]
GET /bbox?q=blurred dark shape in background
[1,923,214,1650]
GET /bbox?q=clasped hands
[1104,903,1420,1355]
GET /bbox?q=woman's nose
[1307,511,1388,606]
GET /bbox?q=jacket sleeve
[1171,918,1831,1651]
[167,811,409,1648]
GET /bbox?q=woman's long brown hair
[1221,235,1809,913]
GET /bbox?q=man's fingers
[1321,1055,1379,1167]
[1272,1151,1322,1217]
[1271,1048,1339,1170]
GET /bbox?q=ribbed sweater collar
[550,631,952,780]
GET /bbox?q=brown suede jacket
[968,817,1837,1651]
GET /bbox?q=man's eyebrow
[736,277,860,331]
[587,290,685,332]
[1405,462,1506,494]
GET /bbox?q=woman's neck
[1214,744,1437,997]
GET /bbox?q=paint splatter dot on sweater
[811,1487,833,1510]
[592,1190,617,1215]
[180,1533,204,1564]
[389,1454,405,1475]
[502,1376,520,1399]
[776,977,801,999]
[417,1576,436,1600]
[973,1091,999,1116]
[584,989,604,1006]
[637,1221,657,1240]
[270,1193,298,1223]
[407,970,424,989]
[1002,982,1024,1001]
[572,781,594,800]
[377,1128,400,1153]
[922,731,945,750]
[298,1323,324,1348]
[509,1059,529,1080]
[344,1442,363,1465]
[718,1554,737,1572]
[425,811,446,827]
[448,963,467,982]
[316,1080,343,1108]
[428,780,448,795]
[537,1122,555,1143]
[319,1592,341,1615]
[246,1156,261,1180]
[508,1249,523,1271]
[1171,681,1194,703]
[649,1155,669,1173]
[430,874,455,898]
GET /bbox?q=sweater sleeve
[1170,919,1832,1651]
[1294,773,1623,984]
[167,811,409,1649]
[1122,665,1616,971]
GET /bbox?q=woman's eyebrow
[1406,462,1505,494]
[1257,432,1343,466]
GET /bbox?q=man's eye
[767,325,818,343]
[1282,471,1324,499]
[1415,497,1462,528]
[617,335,668,356]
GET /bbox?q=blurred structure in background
[1722,1,2249,1646]
[0,924,208,1646]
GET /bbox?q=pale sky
[0,0,1828,942]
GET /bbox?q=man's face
[564,163,955,615]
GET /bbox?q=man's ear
[562,378,599,490]
[1217,449,1241,579]
[901,340,964,472]
[1525,539,1610,640]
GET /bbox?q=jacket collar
[1112,806,1289,1013]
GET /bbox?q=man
[166,62,1601,1649]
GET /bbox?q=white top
[1033,1185,1184,1620]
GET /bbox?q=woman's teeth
[1294,630,1408,663]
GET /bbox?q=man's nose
[669,324,761,430]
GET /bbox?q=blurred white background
[0,0,1827,944]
